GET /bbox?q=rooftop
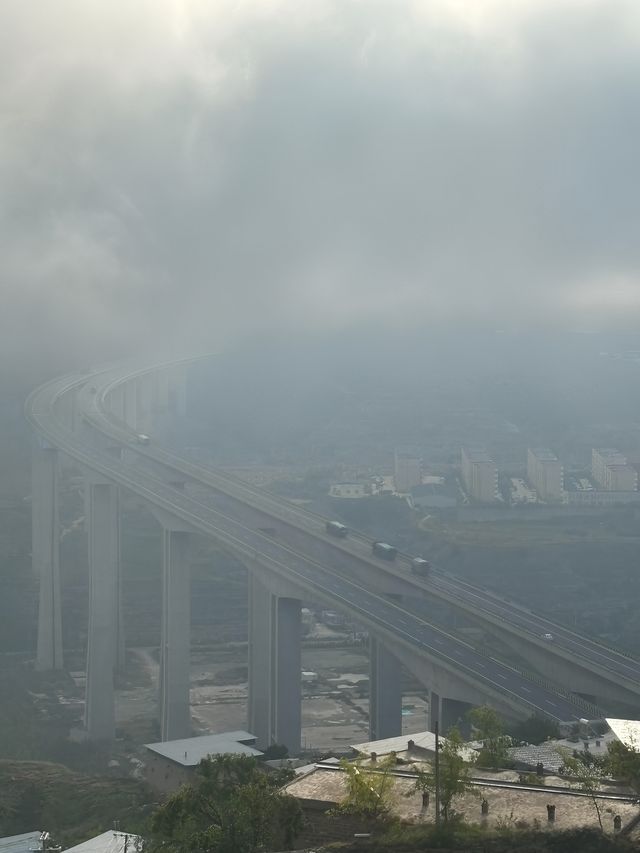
[0,833,43,853]
[530,448,559,462]
[462,448,494,464]
[607,718,640,751]
[144,731,262,766]
[65,832,142,853]
[350,731,474,762]
[283,764,640,832]
[594,448,627,462]
[507,743,567,774]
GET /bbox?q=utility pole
[434,720,441,826]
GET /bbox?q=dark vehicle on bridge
[326,520,348,538]
[411,557,431,576]
[372,541,397,561]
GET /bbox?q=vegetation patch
[0,760,152,846]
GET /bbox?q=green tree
[147,755,302,853]
[412,728,475,823]
[607,740,640,792]
[338,754,396,819]
[560,749,608,833]
[510,713,561,745]
[468,706,512,768]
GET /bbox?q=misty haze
[2,2,640,851]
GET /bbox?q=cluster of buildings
[328,445,640,508]
[462,445,640,505]
[7,719,640,849]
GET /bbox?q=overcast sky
[2,0,640,369]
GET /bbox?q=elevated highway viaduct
[26,359,638,752]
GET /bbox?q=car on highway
[325,520,348,538]
[372,541,397,561]
[411,557,431,577]
[542,632,554,641]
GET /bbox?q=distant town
[328,445,640,509]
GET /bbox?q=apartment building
[461,447,498,503]
[592,448,637,491]
[527,448,564,502]
[394,446,422,493]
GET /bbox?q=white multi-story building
[394,447,422,493]
[527,448,564,502]
[592,448,637,491]
[461,447,498,503]
[604,464,638,492]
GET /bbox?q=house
[144,730,262,793]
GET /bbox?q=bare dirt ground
[114,641,429,754]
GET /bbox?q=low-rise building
[566,490,640,506]
[64,831,142,853]
[328,483,367,499]
[0,833,44,853]
[144,731,262,793]
[282,761,640,843]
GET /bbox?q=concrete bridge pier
[248,572,301,755]
[153,370,171,414]
[109,385,126,421]
[84,478,120,740]
[248,573,272,747]
[274,596,302,754]
[33,441,63,670]
[54,391,76,433]
[159,526,193,741]
[429,692,473,735]
[136,375,154,434]
[369,636,403,740]
[167,366,187,417]
[123,381,138,430]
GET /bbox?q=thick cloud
[1,0,639,369]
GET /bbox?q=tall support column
[136,376,153,433]
[175,367,187,417]
[274,597,301,755]
[33,442,63,670]
[159,528,192,741]
[166,366,187,417]
[154,371,170,414]
[123,382,138,430]
[109,386,125,421]
[429,692,471,735]
[248,573,273,748]
[441,699,472,736]
[369,636,403,741]
[247,573,302,755]
[84,481,119,740]
[429,691,441,733]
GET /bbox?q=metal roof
[607,718,640,751]
[144,731,262,766]
[351,731,437,755]
[0,833,42,853]
[507,744,566,773]
[65,832,141,853]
